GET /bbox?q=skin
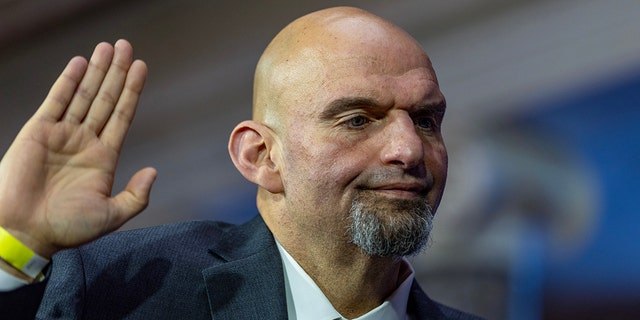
[229,7,448,317]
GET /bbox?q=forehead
[312,64,444,116]
[269,14,443,121]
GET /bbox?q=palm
[0,40,156,258]
[17,120,119,239]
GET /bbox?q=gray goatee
[348,191,433,257]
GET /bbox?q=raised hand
[0,40,157,259]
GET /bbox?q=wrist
[0,226,49,281]
[0,258,33,283]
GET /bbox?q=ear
[228,120,284,194]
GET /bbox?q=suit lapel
[202,216,287,319]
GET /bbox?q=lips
[353,168,432,198]
[365,181,429,198]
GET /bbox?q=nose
[380,112,424,169]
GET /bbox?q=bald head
[253,7,436,130]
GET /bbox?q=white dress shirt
[276,241,415,320]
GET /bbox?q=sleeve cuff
[0,267,30,291]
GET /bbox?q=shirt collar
[276,240,414,320]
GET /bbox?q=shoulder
[65,215,272,265]
[94,220,237,248]
[71,220,224,258]
[49,217,264,271]
[93,215,269,249]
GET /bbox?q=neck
[259,202,406,318]
[281,234,403,318]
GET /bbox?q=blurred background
[1,0,638,318]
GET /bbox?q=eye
[415,116,436,131]
[345,115,371,128]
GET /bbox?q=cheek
[427,142,448,208]
[282,133,367,196]
[432,143,448,178]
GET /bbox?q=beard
[347,191,433,258]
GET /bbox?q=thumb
[111,167,157,226]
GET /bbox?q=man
[0,6,481,319]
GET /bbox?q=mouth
[363,182,429,200]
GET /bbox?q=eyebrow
[319,96,447,121]
[420,100,447,114]
[319,97,381,121]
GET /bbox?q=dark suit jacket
[1,215,481,319]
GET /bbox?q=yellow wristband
[0,226,49,279]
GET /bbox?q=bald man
[0,7,481,319]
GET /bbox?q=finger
[109,167,157,228]
[84,39,134,133]
[100,59,148,150]
[63,42,114,123]
[34,57,88,121]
